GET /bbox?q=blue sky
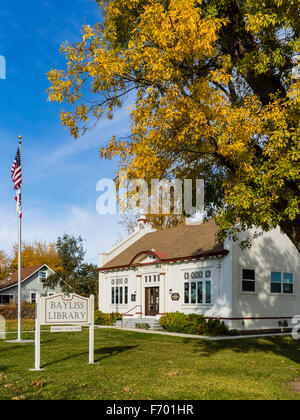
[0,0,131,263]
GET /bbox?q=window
[0,295,13,305]
[112,287,115,304]
[191,282,196,304]
[30,293,37,304]
[131,294,136,302]
[242,269,256,292]
[184,283,189,303]
[197,282,203,304]
[112,286,129,304]
[184,276,212,305]
[271,272,294,294]
[39,271,47,283]
[271,272,281,293]
[283,273,294,294]
[206,281,211,304]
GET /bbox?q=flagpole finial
[18,135,22,144]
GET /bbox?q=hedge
[94,311,121,326]
[159,312,239,336]
[0,302,35,320]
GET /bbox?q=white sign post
[30,293,95,371]
[0,315,5,340]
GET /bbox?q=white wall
[231,226,300,330]
[99,268,137,313]
[98,223,155,267]
[163,256,232,318]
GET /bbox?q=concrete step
[115,318,163,331]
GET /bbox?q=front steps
[115,317,163,331]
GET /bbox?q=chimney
[136,215,151,231]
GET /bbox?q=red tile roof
[0,265,44,290]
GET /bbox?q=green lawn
[1,327,300,400]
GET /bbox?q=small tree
[44,234,98,298]
[0,250,12,281]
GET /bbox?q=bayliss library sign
[42,294,90,324]
[31,293,95,371]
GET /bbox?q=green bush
[135,322,150,330]
[0,302,35,320]
[94,311,121,326]
[159,312,236,336]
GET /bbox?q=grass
[5,320,35,332]
[0,325,300,400]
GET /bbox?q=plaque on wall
[171,293,180,301]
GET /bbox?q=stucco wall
[99,253,233,319]
[231,227,300,330]
[99,268,137,313]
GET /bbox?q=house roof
[100,219,228,271]
[0,265,47,291]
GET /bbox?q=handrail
[121,305,142,328]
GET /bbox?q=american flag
[11,146,22,218]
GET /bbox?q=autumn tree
[48,0,300,251]
[0,250,12,281]
[10,241,61,272]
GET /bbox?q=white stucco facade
[98,221,300,332]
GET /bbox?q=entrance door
[145,287,159,316]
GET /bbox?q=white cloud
[0,204,122,264]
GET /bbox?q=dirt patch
[287,380,300,393]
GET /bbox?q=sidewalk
[2,326,292,341]
[95,325,292,341]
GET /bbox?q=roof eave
[0,264,56,292]
[98,249,229,272]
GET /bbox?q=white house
[0,264,62,305]
[98,218,300,332]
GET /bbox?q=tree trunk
[279,216,300,253]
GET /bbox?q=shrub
[94,311,121,326]
[0,302,35,320]
[159,312,235,337]
[135,323,150,330]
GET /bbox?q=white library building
[98,217,300,332]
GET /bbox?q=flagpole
[17,137,22,342]
[6,136,33,344]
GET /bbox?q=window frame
[38,270,48,284]
[0,294,13,305]
[270,271,294,296]
[241,268,256,294]
[110,282,129,306]
[30,292,37,304]
[183,269,213,306]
